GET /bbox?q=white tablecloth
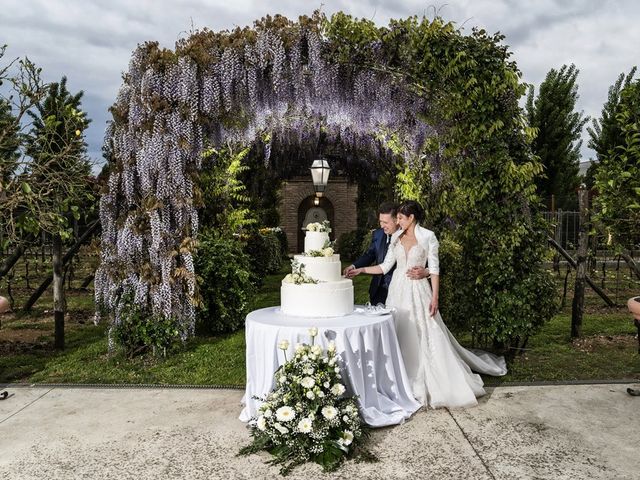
[239,306,421,427]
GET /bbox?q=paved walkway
[1,383,638,479]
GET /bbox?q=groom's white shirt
[387,223,440,275]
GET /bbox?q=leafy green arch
[96,11,555,351]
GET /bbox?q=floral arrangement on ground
[239,328,377,475]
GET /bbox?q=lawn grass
[1,262,638,386]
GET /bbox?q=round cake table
[239,306,421,427]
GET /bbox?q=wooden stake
[571,188,589,338]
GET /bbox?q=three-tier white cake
[280,223,354,317]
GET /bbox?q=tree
[25,76,93,349]
[593,78,640,251]
[1,48,94,349]
[526,64,588,210]
[587,67,637,162]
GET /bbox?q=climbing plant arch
[96,12,556,351]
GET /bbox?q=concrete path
[0,383,638,479]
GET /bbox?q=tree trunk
[571,189,589,338]
[0,244,25,281]
[553,209,562,273]
[620,252,640,281]
[52,234,65,350]
[22,220,100,312]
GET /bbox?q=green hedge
[336,229,368,263]
[245,228,285,284]
[195,229,255,333]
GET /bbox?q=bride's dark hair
[397,200,425,224]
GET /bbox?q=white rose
[283,274,294,284]
[321,406,338,420]
[317,391,325,398]
[278,375,287,384]
[329,357,337,366]
[308,327,318,338]
[264,409,273,418]
[342,430,354,446]
[278,339,290,351]
[343,415,349,422]
[331,384,346,396]
[256,416,267,431]
[322,247,334,257]
[298,417,313,434]
[311,345,322,356]
[275,406,296,422]
[306,391,315,400]
[300,376,315,389]
[274,423,289,435]
[334,367,340,373]
[327,341,336,352]
[323,381,330,389]
[295,343,305,354]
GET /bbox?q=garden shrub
[336,229,368,262]
[111,294,181,358]
[195,229,255,333]
[245,228,284,283]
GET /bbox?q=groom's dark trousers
[353,228,396,305]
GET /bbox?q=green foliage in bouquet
[239,330,377,475]
[194,228,255,333]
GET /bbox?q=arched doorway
[297,196,335,252]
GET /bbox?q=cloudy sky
[2,0,638,171]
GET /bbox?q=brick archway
[279,177,358,254]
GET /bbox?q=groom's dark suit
[353,228,396,305]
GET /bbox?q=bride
[349,200,507,408]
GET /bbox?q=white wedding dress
[380,232,507,409]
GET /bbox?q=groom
[344,202,428,305]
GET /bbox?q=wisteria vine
[95,16,438,345]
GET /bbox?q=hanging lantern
[310,158,330,197]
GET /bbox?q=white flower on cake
[305,220,331,233]
[284,259,318,284]
[276,406,296,422]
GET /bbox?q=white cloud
[2,0,638,168]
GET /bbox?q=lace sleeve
[427,232,440,275]
[379,240,397,275]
